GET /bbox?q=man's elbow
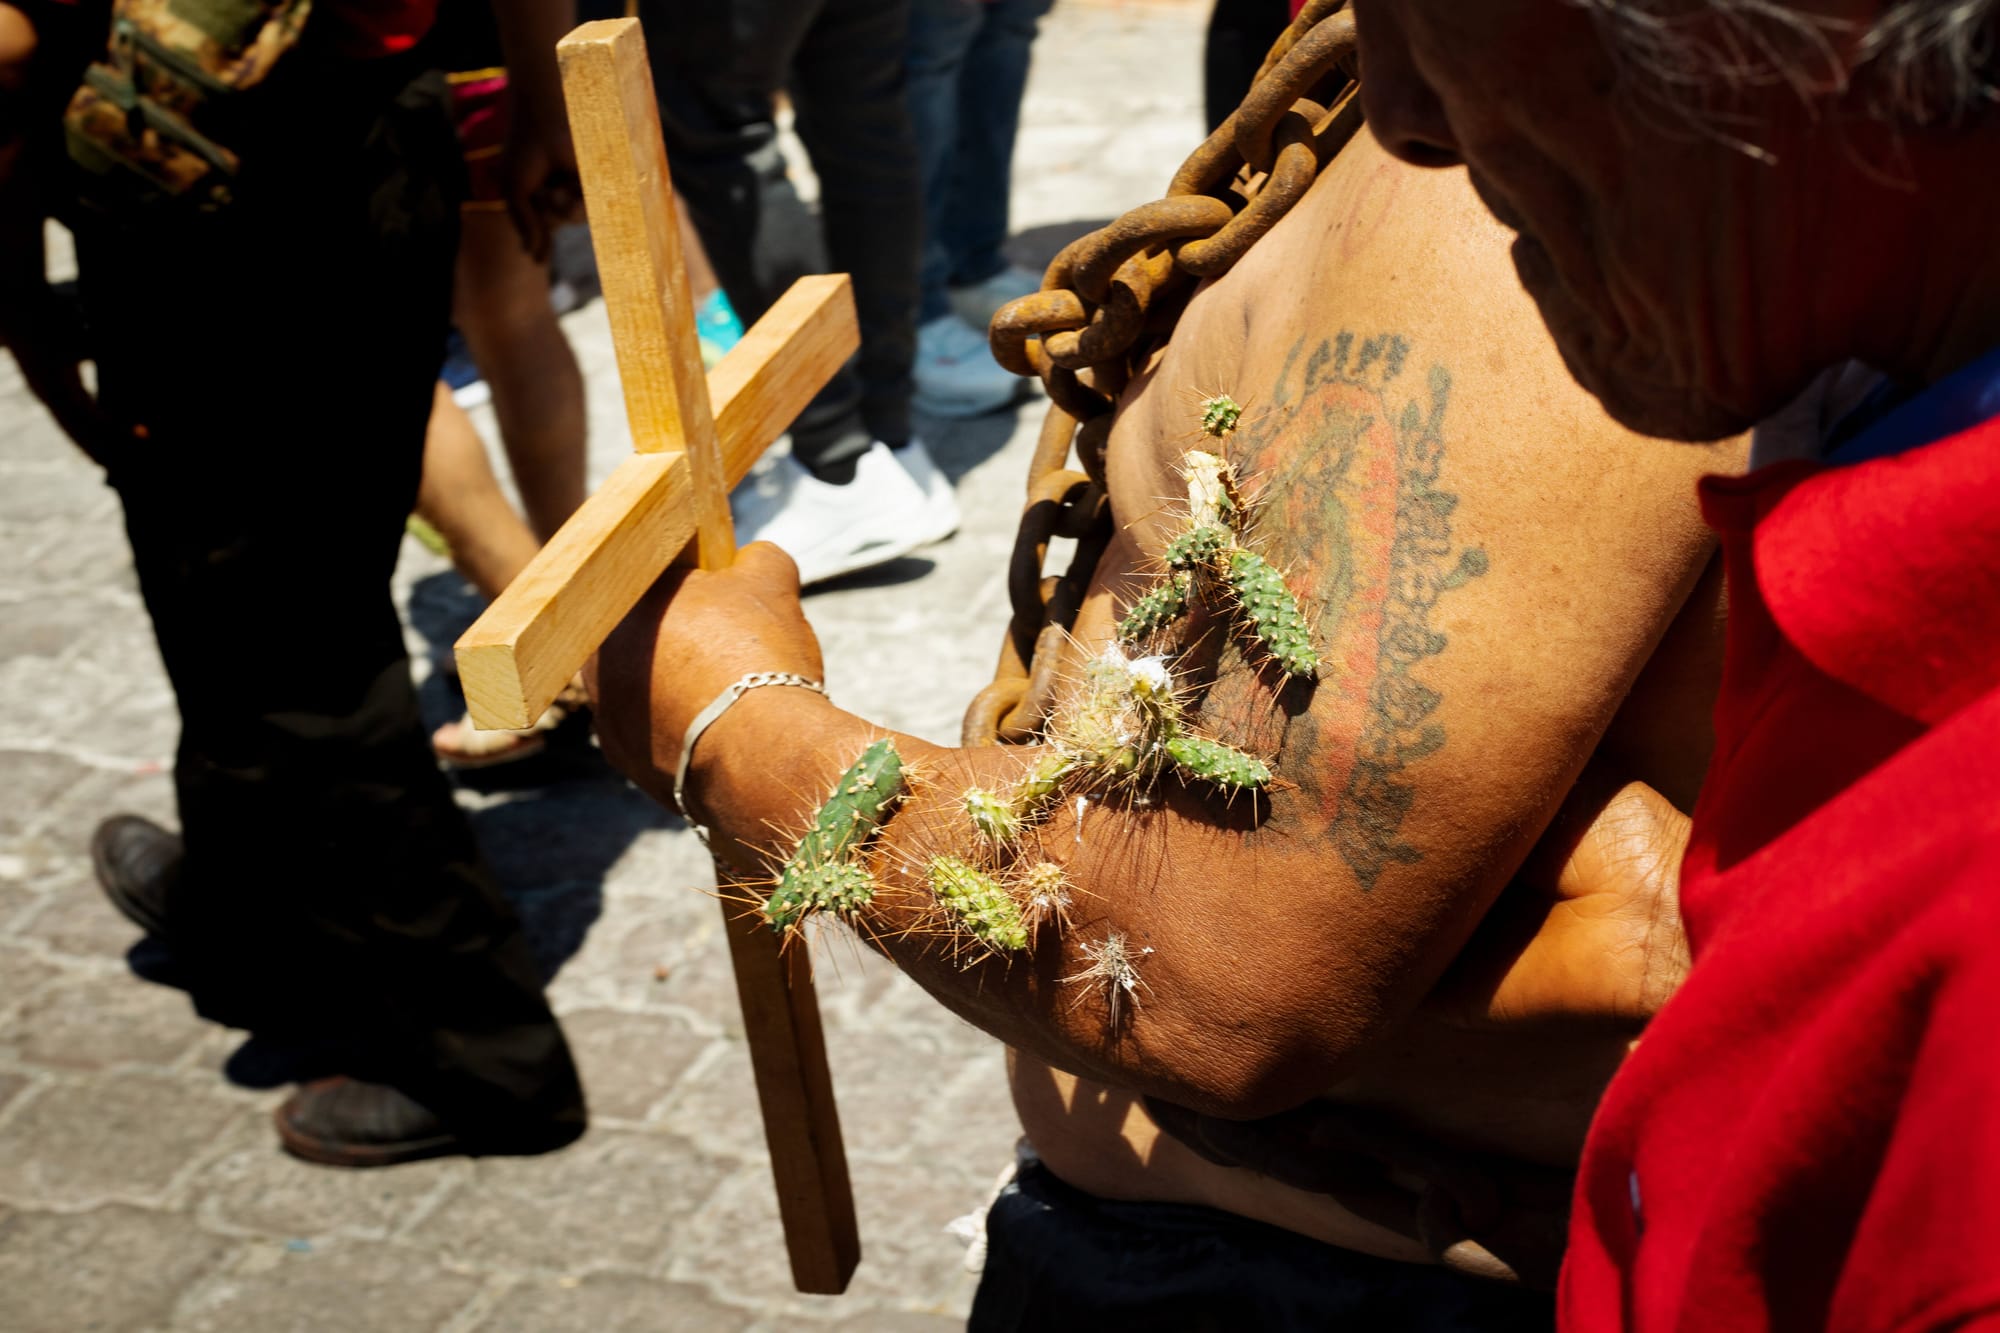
[1114,987,1380,1121]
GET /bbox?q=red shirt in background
[325,0,442,58]
[1560,414,2000,1331]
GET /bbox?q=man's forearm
[682,686,1405,1118]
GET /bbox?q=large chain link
[963,0,1362,747]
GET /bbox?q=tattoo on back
[1213,332,1488,889]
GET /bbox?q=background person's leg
[906,0,984,328]
[453,205,587,544]
[788,0,925,455]
[637,0,874,474]
[81,70,582,1147]
[416,380,542,603]
[941,0,1050,294]
[1203,0,1291,133]
[634,0,942,585]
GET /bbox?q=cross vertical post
[456,17,861,1294]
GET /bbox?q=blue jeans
[907,0,1053,325]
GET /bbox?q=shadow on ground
[401,569,673,983]
[917,398,1033,488]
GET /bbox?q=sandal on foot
[432,675,588,769]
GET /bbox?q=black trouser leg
[790,0,920,450]
[79,70,583,1139]
[638,0,918,466]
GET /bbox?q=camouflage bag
[63,0,313,210]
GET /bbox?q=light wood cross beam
[454,18,862,1295]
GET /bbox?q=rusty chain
[962,0,1362,747]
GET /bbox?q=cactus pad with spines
[764,861,875,931]
[930,855,1029,952]
[1227,549,1318,678]
[1019,860,1074,933]
[1023,860,1070,900]
[1164,524,1231,571]
[1199,394,1242,438]
[963,786,1021,844]
[1164,732,1271,791]
[761,739,904,932]
[1018,751,1080,812]
[1119,572,1191,642]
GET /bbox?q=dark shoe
[276,1077,463,1167]
[91,814,183,938]
[276,1076,584,1168]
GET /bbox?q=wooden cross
[453,18,861,1295]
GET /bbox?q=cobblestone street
[0,3,1204,1329]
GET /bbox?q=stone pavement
[0,3,1205,1330]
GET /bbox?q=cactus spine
[1063,931,1152,1027]
[762,739,904,931]
[1019,860,1075,933]
[930,855,1029,952]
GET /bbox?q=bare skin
[420,196,729,760]
[593,132,1745,1126]
[416,193,722,606]
[448,205,589,549]
[1349,0,2000,440]
[1015,556,1720,1280]
[416,382,546,602]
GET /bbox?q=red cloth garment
[446,68,510,207]
[324,0,443,58]
[1560,413,2000,1332]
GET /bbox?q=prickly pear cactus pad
[1226,549,1319,678]
[929,855,1029,953]
[761,738,904,932]
[1163,732,1271,792]
[1165,523,1232,571]
[762,861,876,931]
[962,786,1021,845]
[1118,571,1191,643]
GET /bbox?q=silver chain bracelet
[673,672,828,835]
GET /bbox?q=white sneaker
[892,438,961,545]
[729,441,933,587]
[949,264,1042,332]
[913,313,1026,419]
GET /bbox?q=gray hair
[1576,0,1998,133]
